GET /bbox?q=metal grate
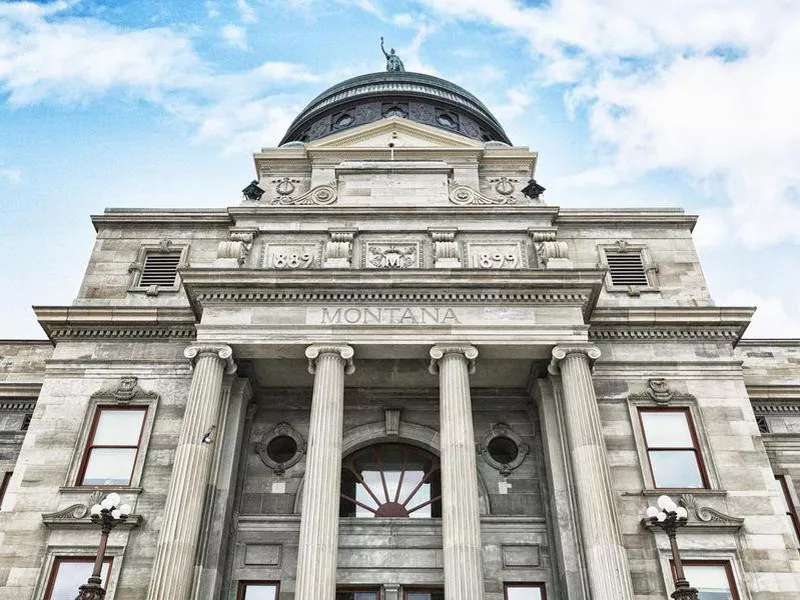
[606,251,649,287]
[139,252,181,288]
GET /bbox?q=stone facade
[1,73,799,600]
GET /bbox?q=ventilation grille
[606,251,649,287]
[139,252,181,287]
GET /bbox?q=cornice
[226,205,561,220]
[34,306,197,342]
[588,306,754,344]
[738,338,800,347]
[92,209,232,230]
[746,385,800,400]
[0,383,42,400]
[557,208,698,231]
[181,268,604,320]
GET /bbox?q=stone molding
[641,494,744,534]
[269,180,338,206]
[428,344,478,374]
[255,422,306,475]
[90,376,159,403]
[478,423,530,476]
[628,378,695,405]
[0,398,36,411]
[41,490,142,529]
[305,344,355,375]
[548,344,601,375]
[184,344,237,375]
[35,307,197,342]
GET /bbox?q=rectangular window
[78,407,147,486]
[139,251,181,288]
[505,583,546,600]
[678,561,739,600]
[237,582,279,600]
[0,471,11,508]
[775,475,800,547]
[44,557,112,600]
[639,408,707,488]
[605,250,649,287]
[336,588,381,600]
[404,590,445,600]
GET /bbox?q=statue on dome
[381,37,405,72]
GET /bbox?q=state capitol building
[1,51,799,600]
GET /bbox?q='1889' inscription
[314,306,461,325]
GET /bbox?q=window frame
[597,242,659,295]
[127,241,188,296]
[236,580,280,600]
[336,587,382,600]
[76,405,148,487]
[63,380,159,491]
[775,474,800,548]
[673,560,740,600]
[503,582,547,600]
[403,589,445,600]
[33,546,124,600]
[638,407,710,490]
[43,556,113,600]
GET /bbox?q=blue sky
[1,0,799,339]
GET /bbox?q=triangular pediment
[307,117,484,150]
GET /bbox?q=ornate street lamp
[646,495,699,600]
[76,493,131,600]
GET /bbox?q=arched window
[340,443,441,518]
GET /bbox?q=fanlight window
[340,443,441,518]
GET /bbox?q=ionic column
[549,345,634,600]
[429,344,484,600]
[147,344,237,600]
[295,344,355,600]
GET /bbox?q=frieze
[466,242,526,269]
[263,243,320,269]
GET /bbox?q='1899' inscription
[314,306,461,325]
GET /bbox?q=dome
[280,71,512,146]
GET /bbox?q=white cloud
[237,0,257,24]
[221,24,248,49]
[726,289,800,339]
[414,0,800,248]
[0,165,22,185]
[692,210,729,249]
[490,86,533,120]
[250,61,322,83]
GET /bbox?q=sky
[0,0,799,340]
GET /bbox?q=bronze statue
[381,37,405,72]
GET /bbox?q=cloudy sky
[1,0,798,339]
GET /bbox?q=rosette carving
[270,181,338,206]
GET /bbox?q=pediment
[307,117,484,150]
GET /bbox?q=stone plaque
[501,544,540,568]
[244,544,282,566]
[264,243,318,269]
[467,242,526,269]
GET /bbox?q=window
[775,475,800,547]
[336,588,380,600]
[0,471,11,508]
[44,557,112,600]
[404,590,444,600]
[237,582,279,600]
[340,443,441,518]
[605,250,648,287]
[678,562,739,600]
[639,409,708,488]
[139,252,181,288]
[504,583,546,600]
[78,407,147,486]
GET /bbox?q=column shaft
[147,345,235,600]
[553,346,634,600]
[431,345,484,600]
[295,345,353,600]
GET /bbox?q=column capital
[548,344,601,375]
[305,344,355,375]
[184,344,237,375]
[428,344,478,375]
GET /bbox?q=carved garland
[270,179,338,206]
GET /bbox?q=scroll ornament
[448,181,517,206]
[270,178,338,206]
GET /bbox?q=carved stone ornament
[448,181,517,206]
[429,344,478,375]
[478,423,530,476]
[548,344,601,375]
[629,378,695,405]
[535,241,569,266]
[90,376,158,404]
[217,230,257,266]
[489,177,519,197]
[679,494,744,530]
[368,244,416,269]
[184,344,237,375]
[305,344,355,375]
[255,422,306,475]
[270,180,338,206]
[324,230,356,268]
[41,491,104,522]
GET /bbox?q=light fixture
[645,495,698,600]
[201,425,216,444]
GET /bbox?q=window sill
[59,486,143,494]
[623,489,727,498]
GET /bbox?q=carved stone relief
[448,180,517,206]
[365,243,419,269]
[466,242,526,269]
[269,178,337,206]
[478,423,530,476]
[324,230,356,268]
[429,229,461,268]
[263,243,320,269]
[91,376,158,404]
[629,378,695,405]
[255,422,306,475]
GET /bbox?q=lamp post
[646,495,699,600]
[76,493,131,600]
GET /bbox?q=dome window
[333,113,355,129]
[435,111,458,129]
[383,103,408,118]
